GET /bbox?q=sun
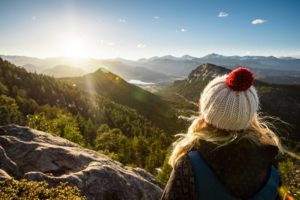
[62,37,88,58]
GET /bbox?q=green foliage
[0,58,177,173]
[63,69,184,134]
[279,159,294,177]
[0,179,86,199]
[97,123,110,134]
[278,155,300,199]
[0,81,8,94]
[145,141,165,172]
[27,111,84,146]
[162,64,300,142]
[157,151,172,184]
[95,128,129,163]
[132,136,149,168]
[95,125,167,170]
[16,96,39,116]
[0,94,23,125]
[82,118,96,147]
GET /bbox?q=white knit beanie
[200,67,259,131]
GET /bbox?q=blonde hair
[169,113,284,168]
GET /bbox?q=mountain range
[0,58,185,173]
[1,54,300,84]
[61,68,183,133]
[0,57,299,196]
[1,55,299,143]
[161,63,300,144]
[43,65,87,78]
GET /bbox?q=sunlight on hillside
[83,75,96,100]
[0,0,299,199]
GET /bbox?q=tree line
[0,58,174,173]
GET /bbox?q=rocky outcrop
[0,125,163,200]
[187,63,229,83]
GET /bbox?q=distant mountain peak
[181,55,196,60]
[191,63,229,73]
[42,64,87,78]
[188,63,230,83]
[202,53,224,59]
[161,55,178,60]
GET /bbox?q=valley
[2,54,300,85]
[0,57,299,198]
[1,0,300,198]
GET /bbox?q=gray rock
[0,125,163,200]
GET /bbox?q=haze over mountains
[1,55,299,144]
[162,63,300,143]
[1,54,300,84]
[43,65,87,78]
[62,68,182,133]
[1,57,299,197]
[0,58,185,175]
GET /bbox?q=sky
[0,0,300,59]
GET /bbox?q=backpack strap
[188,150,280,200]
[248,165,280,200]
[188,150,237,200]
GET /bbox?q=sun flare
[62,37,88,58]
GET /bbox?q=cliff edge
[0,125,163,200]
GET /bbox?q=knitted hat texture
[200,67,259,131]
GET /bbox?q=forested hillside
[0,58,185,172]
[161,63,300,144]
[62,69,183,133]
[157,63,300,196]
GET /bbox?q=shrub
[0,179,86,199]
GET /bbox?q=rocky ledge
[0,125,163,200]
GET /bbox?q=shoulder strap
[188,150,237,200]
[188,150,280,200]
[248,165,280,200]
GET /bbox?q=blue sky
[0,0,299,59]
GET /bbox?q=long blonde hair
[169,113,284,168]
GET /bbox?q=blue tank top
[188,150,280,200]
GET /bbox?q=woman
[162,67,285,200]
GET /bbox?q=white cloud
[180,28,187,32]
[251,19,267,25]
[153,16,160,20]
[118,18,126,23]
[32,16,36,20]
[137,44,147,48]
[218,12,229,18]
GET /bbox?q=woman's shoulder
[195,131,279,152]
[195,136,279,165]
[171,154,194,175]
[161,154,196,200]
[193,137,279,198]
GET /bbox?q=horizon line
[1,53,300,61]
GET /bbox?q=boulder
[0,125,163,200]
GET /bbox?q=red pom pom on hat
[226,67,254,91]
